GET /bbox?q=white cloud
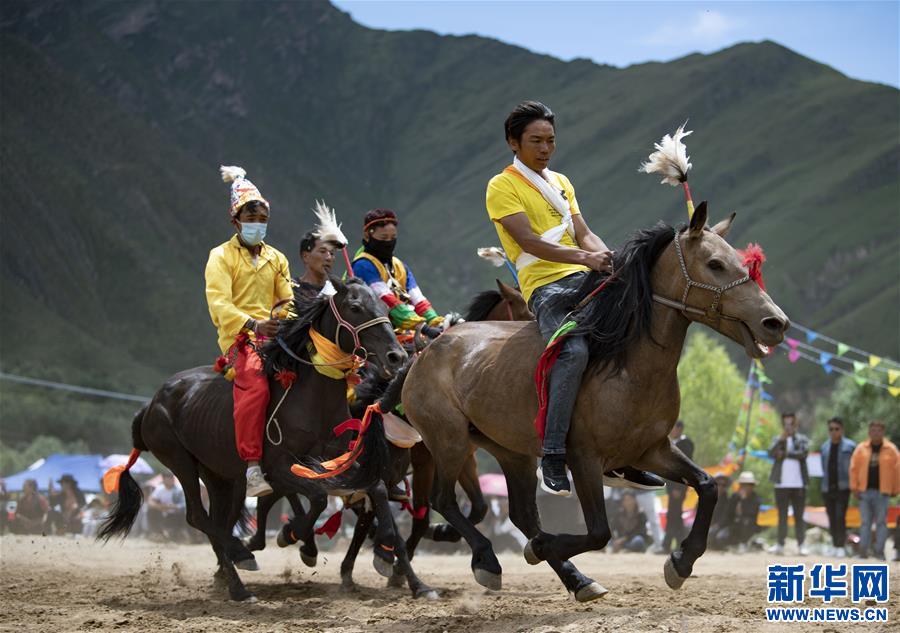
[642,10,740,47]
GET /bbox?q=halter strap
[652,228,750,323]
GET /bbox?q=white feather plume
[320,279,338,297]
[477,247,508,268]
[312,200,348,247]
[639,123,693,186]
[220,165,246,183]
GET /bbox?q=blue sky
[333,1,899,88]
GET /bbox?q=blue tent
[4,454,105,492]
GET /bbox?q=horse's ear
[496,278,515,299]
[711,212,736,238]
[688,201,708,239]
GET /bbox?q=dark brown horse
[400,205,789,600]
[98,279,414,601]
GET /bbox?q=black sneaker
[538,455,572,497]
[603,466,666,490]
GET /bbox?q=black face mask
[363,237,396,263]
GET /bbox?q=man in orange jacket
[849,420,900,560]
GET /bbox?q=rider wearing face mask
[205,166,293,497]
[350,208,443,338]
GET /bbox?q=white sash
[511,156,576,271]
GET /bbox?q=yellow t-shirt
[486,167,590,303]
[205,235,293,353]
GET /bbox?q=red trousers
[232,343,269,462]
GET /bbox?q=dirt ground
[0,534,896,633]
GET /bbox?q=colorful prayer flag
[837,343,849,356]
[869,355,882,368]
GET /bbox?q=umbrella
[100,453,155,475]
[479,473,508,497]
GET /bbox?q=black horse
[247,284,532,592]
[98,279,415,601]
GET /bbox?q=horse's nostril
[762,316,786,332]
[387,350,405,365]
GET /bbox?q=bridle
[276,293,391,367]
[652,228,751,324]
[328,294,392,360]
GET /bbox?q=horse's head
[653,202,789,358]
[323,279,408,379]
[496,279,534,321]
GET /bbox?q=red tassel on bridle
[737,243,766,290]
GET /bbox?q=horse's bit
[652,228,751,324]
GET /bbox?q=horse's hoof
[276,528,296,549]
[387,573,405,588]
[473,568,502,591]
[373,554,394,578]
[245,538,265,552]
[574,581,608,602]
[664,556,687,590]
[242,594,259,604]
[299,550,317,568]
[523,539,542,565]
[416,588,440,600]
[341,578,357,592]
[235,557,259,572]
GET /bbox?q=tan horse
[400,203,788,601]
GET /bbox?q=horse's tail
[96,406,148,542]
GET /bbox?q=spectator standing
[849,420,900,560]
[9,479,49,535]
[820,417,855,557]
[661,420,695,554]
[708,474,732,550]
[47,474,86,535]
[768,412,810,555]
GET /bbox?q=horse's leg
[200,471,232,592]
[286,494,319,568]
[340,507,372,591]
[635,442,717,590]
[423,450,483,544]
[366,481,398,578]
[460,450,488,525]
[385,509,439,600]
[246,491,281,552]
[512,451,611,601]
[174,460,255,601]
[404,443,434,557]
[431,450,502,590]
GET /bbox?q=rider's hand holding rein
[251,318,280,338]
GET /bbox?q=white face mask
[240,222,267,246]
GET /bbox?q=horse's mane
[464,290,503,322]
[260,277,367,375]
[544,222,676,375]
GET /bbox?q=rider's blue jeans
[528,271,590,457]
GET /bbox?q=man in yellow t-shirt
[205,166,293,497]
[486,101,664,497]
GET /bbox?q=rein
[651,228,750,324]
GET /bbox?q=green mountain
[1,0,897,453]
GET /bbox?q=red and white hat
[220,165,269,218]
